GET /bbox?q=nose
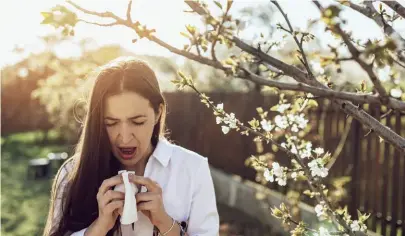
[118,123,134,144]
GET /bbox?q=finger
[129,175,161,193]
[100,190,125,207]
[98,175,123,197]
[135,192,160,204]
[105,200,124,214]
[137,201,155,211]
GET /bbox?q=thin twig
[327,116,353,169]
[364,129,374,137]
[210,1,232,61]
[382,1,405,19]
[340,0,405,64]
[334,26,389,100]
[126,0,133,22]
[77,19,118,27]
[271,1,314,78]
[380,108,393,119]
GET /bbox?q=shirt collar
[151,137,173,167]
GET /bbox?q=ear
[155,103,164,125]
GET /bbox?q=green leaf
[307,99,318,108]
[185,25,196,34]
[40,12,54,25]
[248,118,260,130]
[41,12,52,19]
[303,190,312,196]
[214,1,223,9]
[270,104,279,111]
[180,32,191,39]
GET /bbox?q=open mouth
[118,147,137,160]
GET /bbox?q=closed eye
[132,121,145,126]
[105,122,117,127]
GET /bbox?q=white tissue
[113,170,138,225]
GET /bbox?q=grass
[1,131,71,236]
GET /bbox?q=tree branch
[233,37,310,83]
[315,2,389,100]
[339,0,405,63]
[68,0,405,152]
[333,25,389,99]
[242,68,405,110]
[66,0,125,23]
[271,1,314,78]
[126,0,133,23]
[382,1,405,19]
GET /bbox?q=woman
[43,57,219,236]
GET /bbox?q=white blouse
[51,138,219,235]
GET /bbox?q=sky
[1,0,405,68]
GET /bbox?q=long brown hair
[43,57,167,236]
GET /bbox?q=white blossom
[315,203,325,217]
[223,113,237,129]
[377,66,390,82]
[281,142,287,148]
[350,220,367,232]
[300,148,311,159]
[295,114,308,129]
[315,201,327,219]
[315,227,331,236]
[277,176,287,186]
[299,142,312,159]
[271,162,287,186]
[314,147,324,156]
[390,88,402,98]
[275,115,288,129]
[221,126,230,134]
[308,159,329,178]
[216,117,222,124]
[277,103,291,113]
[260,119,274,132]
[263,168,274,182]
[216,103,224,111]
[272,162,283,177]
[291,145,298,154]
[291,124,299,133]
[291,172,297,180]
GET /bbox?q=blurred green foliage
[1,131,70,236]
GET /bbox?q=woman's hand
[129,175,173,232]
[93,175,125,233]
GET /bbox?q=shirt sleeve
[187,158,219,236]
[49,164,88,236]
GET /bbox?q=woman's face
[103,91,161,169]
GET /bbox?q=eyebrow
[104,115,147,121]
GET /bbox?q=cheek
[105,127,117,143]
[138,123,155,140]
